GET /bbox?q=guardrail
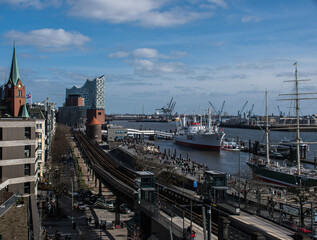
[0,190,22,218]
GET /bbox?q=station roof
[136,171,154,176]
[205,170,226,176]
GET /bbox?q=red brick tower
[5,45,26,117]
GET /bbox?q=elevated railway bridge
[73,131,296,240]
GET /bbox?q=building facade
[0,119,38,198]
[31,101,56,163]
[0,46,40,199]
[59,75,106,127]
[66,75,105,110]
[28,108,46,179]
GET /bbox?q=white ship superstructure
[174,113,225,151]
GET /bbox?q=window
[36,124,42,129]
[36,132,42,139]
[18,90,22,96]
[37,152,42,160]
[0,166,2,181]
[0,128,2,140]
[25,145,31,158]
[38,142,42,149]
[24,164,30,175]
[0,147,2,160]
[24,182,30,194]
[25,127,31,139]
[98,112,101,115]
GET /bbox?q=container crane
[155,97,176,120]
[209,100,225,122]
[277,105,284,117]
[247,104,254,118]
[237,101,248,118]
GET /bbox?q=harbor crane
[247,104,254,118]
[155,97,176,120]
[277,105,284,117]
[209,100,225,122]
[237,101,248,118]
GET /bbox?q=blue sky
[1,0,317,115]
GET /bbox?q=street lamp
[238,151,241,209]
[71,177,74,239]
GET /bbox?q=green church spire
[8,43,21,86]
[21,104,30,118]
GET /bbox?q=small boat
[277,138,309,152]
[222,139,240,151]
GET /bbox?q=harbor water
[111,121,317,176]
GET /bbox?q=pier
[126,128,174,139]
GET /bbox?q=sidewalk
[49,140,133,240]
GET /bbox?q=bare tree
[251,180,267,215]
[229,170,253,208]
[288,186,316,228]
[46,124,71,212]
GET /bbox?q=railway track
[157,183,218,234]
[73,131,135,197]
[73,131,218,232]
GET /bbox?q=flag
[26,93,32,99]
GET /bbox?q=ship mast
[278,62,315,175]
[265,89,270,164]
[295,63,301,175]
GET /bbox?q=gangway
[127,128,174,139]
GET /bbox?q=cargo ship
[174,113,225,151]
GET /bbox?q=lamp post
[208,205,212,240]
[71,177,74,239]
[238,151,241,209]
[310,202,314,235]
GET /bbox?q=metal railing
[0,190,22,218]
[228,226,251,240]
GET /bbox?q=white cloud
[207,0,227,8]
[133,48,158,58]
[33,78,50,82]
[3,28,90,51]
[66,0,211,27]
[131,58,185,75]
[241,15,262,23]
[108,51,130,58]
[19,53,48,59]
[0,0,61,9]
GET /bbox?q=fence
[228,225,251,240]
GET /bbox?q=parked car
[120,204,131,214]
[94,200,108,209]
[105,200,114,209]
[73,201,81,209]
[78,202,88,211]
[100,220,106,228]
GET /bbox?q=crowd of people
[123,138,209,178]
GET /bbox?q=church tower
[5,45,26,117]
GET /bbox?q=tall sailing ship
[247,63,317,187]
